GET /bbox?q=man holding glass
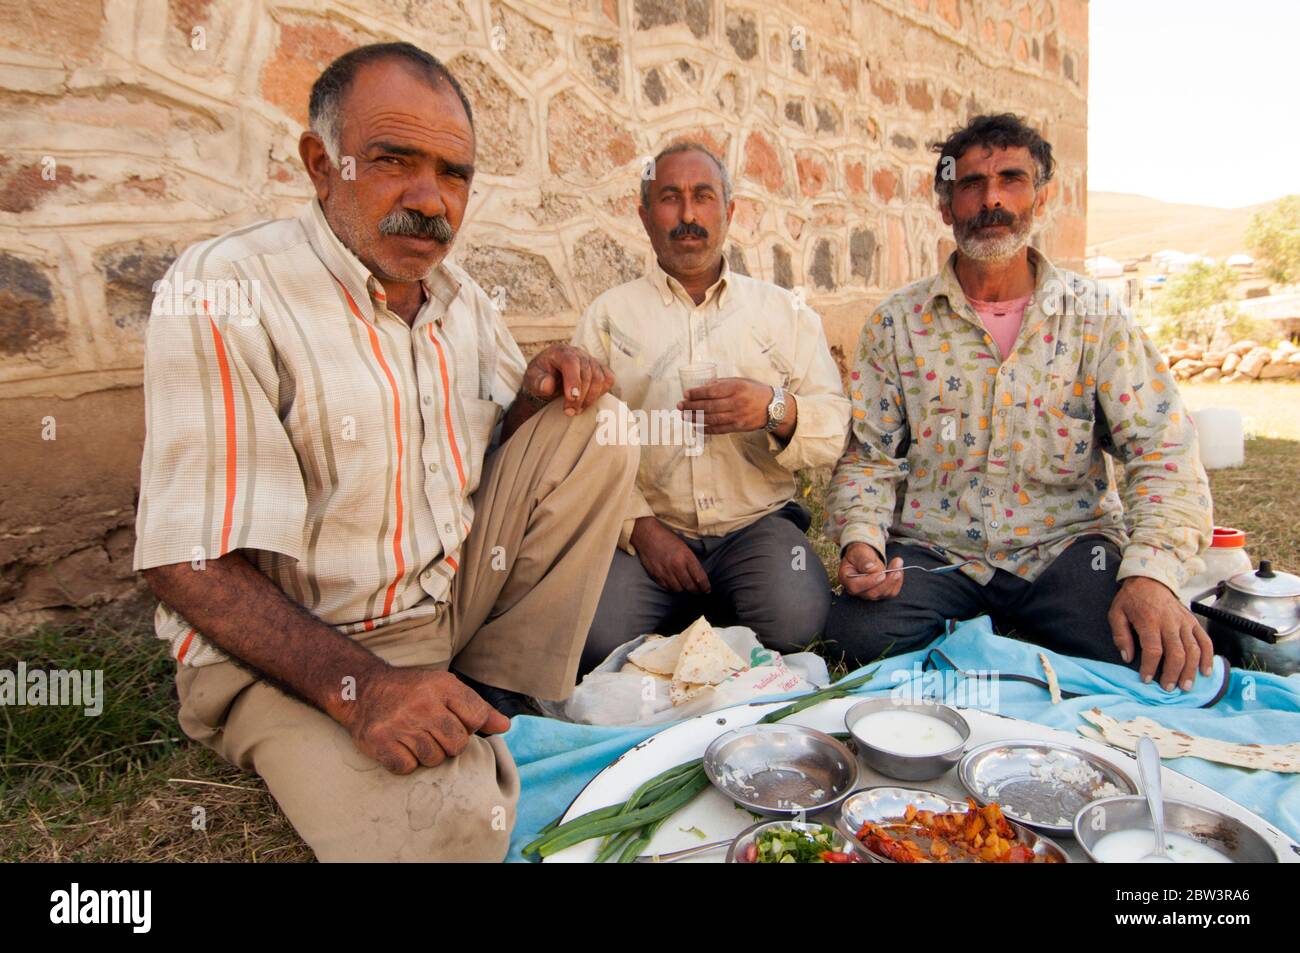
[571,142,851,673]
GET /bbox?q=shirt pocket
[1024,413,1096,487]
[462,396,503,493]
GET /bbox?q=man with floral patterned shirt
[825,114,1215,693]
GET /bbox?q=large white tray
[544,697,1300,863]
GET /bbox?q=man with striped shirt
[133,43,637,861]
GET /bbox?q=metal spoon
[632,838,732,863]
[1137,736,1175,863]
[843,558,980,580]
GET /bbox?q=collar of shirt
[648,253,732,309]
[923,245,1078,324]
[298,198,462,326]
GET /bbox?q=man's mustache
[379,208,455,243]
[965,207,1017,230]
[669,221,709,241]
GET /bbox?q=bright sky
[1088,0,1300,209]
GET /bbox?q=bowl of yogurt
[1074,796,1278,863]
[845,699,971,781]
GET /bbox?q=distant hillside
[1086,191,1273,261]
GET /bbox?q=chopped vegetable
[748,825,854,864]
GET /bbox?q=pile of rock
[1164,340,1300,383]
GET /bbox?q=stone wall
[0,0,1088,629]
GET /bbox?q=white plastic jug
[1192,408,1244,469]
[1180,527,1253,605]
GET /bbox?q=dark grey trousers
[822,535,1137,671]
[580,502,831,674]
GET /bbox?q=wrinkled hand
[522,344,615,416]
[345,667,510,774]
[630,516,710,594]
[677,377,772,434]
[839,542,905,600]
[1108,576,1214,691]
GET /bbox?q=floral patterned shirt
[825,248,1212,594]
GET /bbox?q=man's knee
[821,592,945,665]
[745,566,830,653]
[237,692,520,863]
[385,764,516,863]
[312,741,517,862]
[568,393,639,467]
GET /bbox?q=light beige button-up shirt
[825,247,1211,594]
[572,257,851,549]
[133,199,526,666]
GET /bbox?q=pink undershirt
[967,293,1032,361]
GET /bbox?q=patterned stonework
[0,0,1088,625]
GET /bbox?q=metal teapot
[1191,561,1300,675]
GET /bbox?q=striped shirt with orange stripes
[133,199,526,666]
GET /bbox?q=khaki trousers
[175,395,639,861]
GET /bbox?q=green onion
[618,817,668,863]
[536,771,710,857]
[594,827,640,864]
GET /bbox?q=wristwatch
[764,384,787,433]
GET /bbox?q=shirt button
[428,462,439,473]
[421,569,432,580]
[989,520,1000,529]
[998,410,1007,417]
[443,523,453,534]
[993,448,1003,457]
[423,395,432,405]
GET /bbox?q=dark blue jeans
[823,535,1132,671]
[580,502,831,674]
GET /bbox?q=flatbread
[670,616,748,703]
[669,680,712,706]
[619,659,669,682]
[1077,708,1300,773]
[1039,653,1062,705]
[627,634,682,676]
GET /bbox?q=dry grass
[0,619,308,862]
[3,381,1294,862]
[1180,380,1300,442]
[1180,381,1300,567]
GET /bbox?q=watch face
[768,391,787,427]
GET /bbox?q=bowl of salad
[726,819,866,863]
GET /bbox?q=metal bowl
[837,786,1070,863]
[844,698,970,781]
[703,724,858,816]
[1073,796,1279,863]
[958,739,1137,833]
[726,818,866,863]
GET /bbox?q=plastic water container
[1192,408,1245,469]
[1180,527,1253,605]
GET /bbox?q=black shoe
[453,671,538,719]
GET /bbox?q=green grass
[3,381,1295,861]
[1179,380,1300,567]
[0,620,308,862]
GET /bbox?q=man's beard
[953,206,1034,261]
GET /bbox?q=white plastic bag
[537,626,829,726]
